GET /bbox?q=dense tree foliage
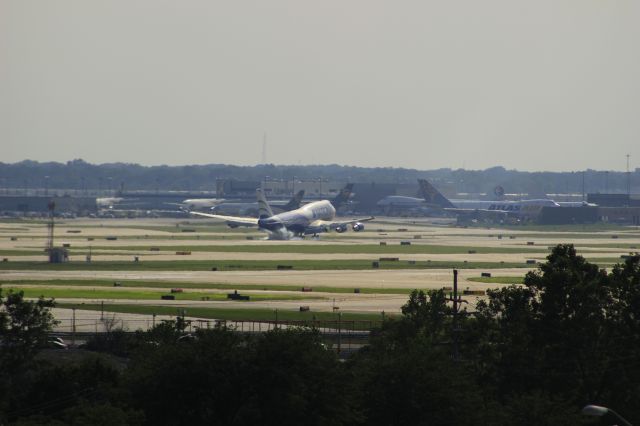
[127,327,358,425]
[472,245,640,423]
[0,290,57,365]
[350,245,640,424]
[2,245,640,424]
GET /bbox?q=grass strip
[1,279,419,295]
[9,287,313,302]
[56,303,390,328]
[436,232,640,240]
[481,223,636,232]
[571,243,640,249]
[467,276,525,284]
[68,244,547,255]
[82,224,256,233]
[0,259,531,271]
[0,250,47,256]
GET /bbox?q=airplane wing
[189,211,259,226]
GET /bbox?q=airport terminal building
[0,195,97,216]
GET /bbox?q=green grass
[20,234,260,242]
[436,232,640,240]
[583,257,630,264]
[572,243,640,249]
[479,223,637,232]
[0,227,32,232]
[0,250,46,256]
[0,219,49,225]
[86,223,257,233]
[8,287,314,302]
[70,243,547,255]
[56,303,390,327]
[0,279,421,295]
[467,276,525,284]
[0,259,532,271]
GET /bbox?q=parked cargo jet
[96,197,124,209]
[178,198,225,211]
[376,188,443,215]
[418,179,560,221]
[190,188,373,239]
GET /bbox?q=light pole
[627,154,631,200]
[582,404,632,426]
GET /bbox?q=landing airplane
[212,183,353,218]
[189,188,373,239]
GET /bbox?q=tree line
[0,159,636,195]
[1,244,639,425]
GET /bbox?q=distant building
[598,207,640,225]
[216,180,261,197]
[588,193,640,207]
[537,206,599,225]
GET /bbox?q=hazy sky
[2,1,639,171]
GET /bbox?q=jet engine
[352,222,365,232]
[334,224,348,233]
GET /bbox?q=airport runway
[3,217,640,325]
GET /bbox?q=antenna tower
[46,201,55,253]
[627,154,631,198]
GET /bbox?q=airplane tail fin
[256,189,274,218]
[332,183,354,208]
[283,190,305,211]
[418,179,455,208]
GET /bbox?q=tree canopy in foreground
[1,244,639,425]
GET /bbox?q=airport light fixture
[581,405,632,426]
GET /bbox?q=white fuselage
[258,200,336,234]
[376,196,426,208]
[181,198,225,210]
